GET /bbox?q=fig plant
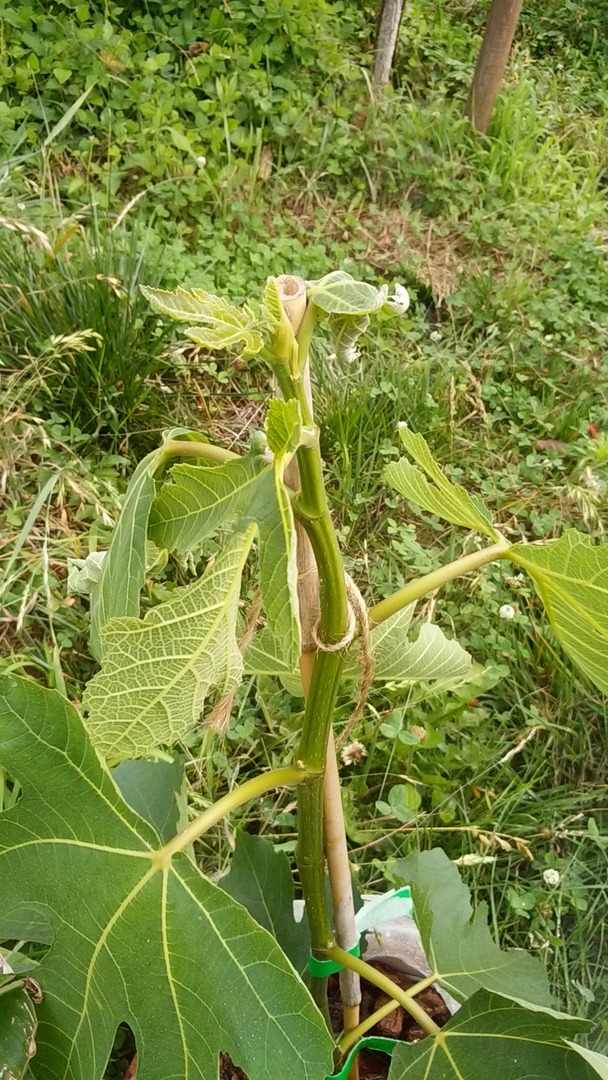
[1,271,608,1080]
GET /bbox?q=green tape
[308,942,360,978]
[309,886,415,978]
[324,1036,397,1079]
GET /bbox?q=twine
[311,574,374,746]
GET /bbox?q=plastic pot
[316,888,458,1080]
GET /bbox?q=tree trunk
[373,0,405,88]
[466,0,523,133]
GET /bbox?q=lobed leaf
[388,990,607,1079]
[370,609,471,683]
[393,848,551,1005]
[141,285,263,354]
[386,426,498,539]
[342,606,471,685]
[509,529,608,694]
[0,675,333,1080]
[83,527,256,758]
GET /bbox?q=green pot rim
[324,1035,397,1079]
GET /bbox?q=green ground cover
[1,0,607,1055]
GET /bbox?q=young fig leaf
[83,527,256,758]
[150,452,301,676]
[265,398,302,457]
[141,285,263,354]
[509,530,608,695]
[328,313,370,363]
[386,425,498,539]
[308,271,388,315]
[0,675,334,1080]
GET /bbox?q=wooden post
[373,0,405,89]
[466,0,524,133]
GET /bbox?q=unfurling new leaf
[308,270,388,315]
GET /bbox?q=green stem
[269,304,350,983]
[368,540,511,627]
[163,439,240,465]
[153,765,317,864]
[337,973,438,1054]
[327,946,441,1038]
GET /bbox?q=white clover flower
[499,603,516,620]
[196,155,207,169]
[543,868,561,888]
[341,740,367,766]
[430,329,442,342]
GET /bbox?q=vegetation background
[1,0,607,1060]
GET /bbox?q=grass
[1,0,608,1057]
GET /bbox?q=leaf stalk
[327,946,442,1038]
[153,765,317,864]
[368,539,511,627]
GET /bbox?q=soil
[219,962,451,1080]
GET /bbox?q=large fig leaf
[83,527,256,758]
[386,426,498,539]
[0,675,333,1080]
[388,990,607,1079]
[509,530,608,694]
[219,832,310,977]
[393,848,550,1006]
[0,982,38,1078]
[149,452,300,675]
